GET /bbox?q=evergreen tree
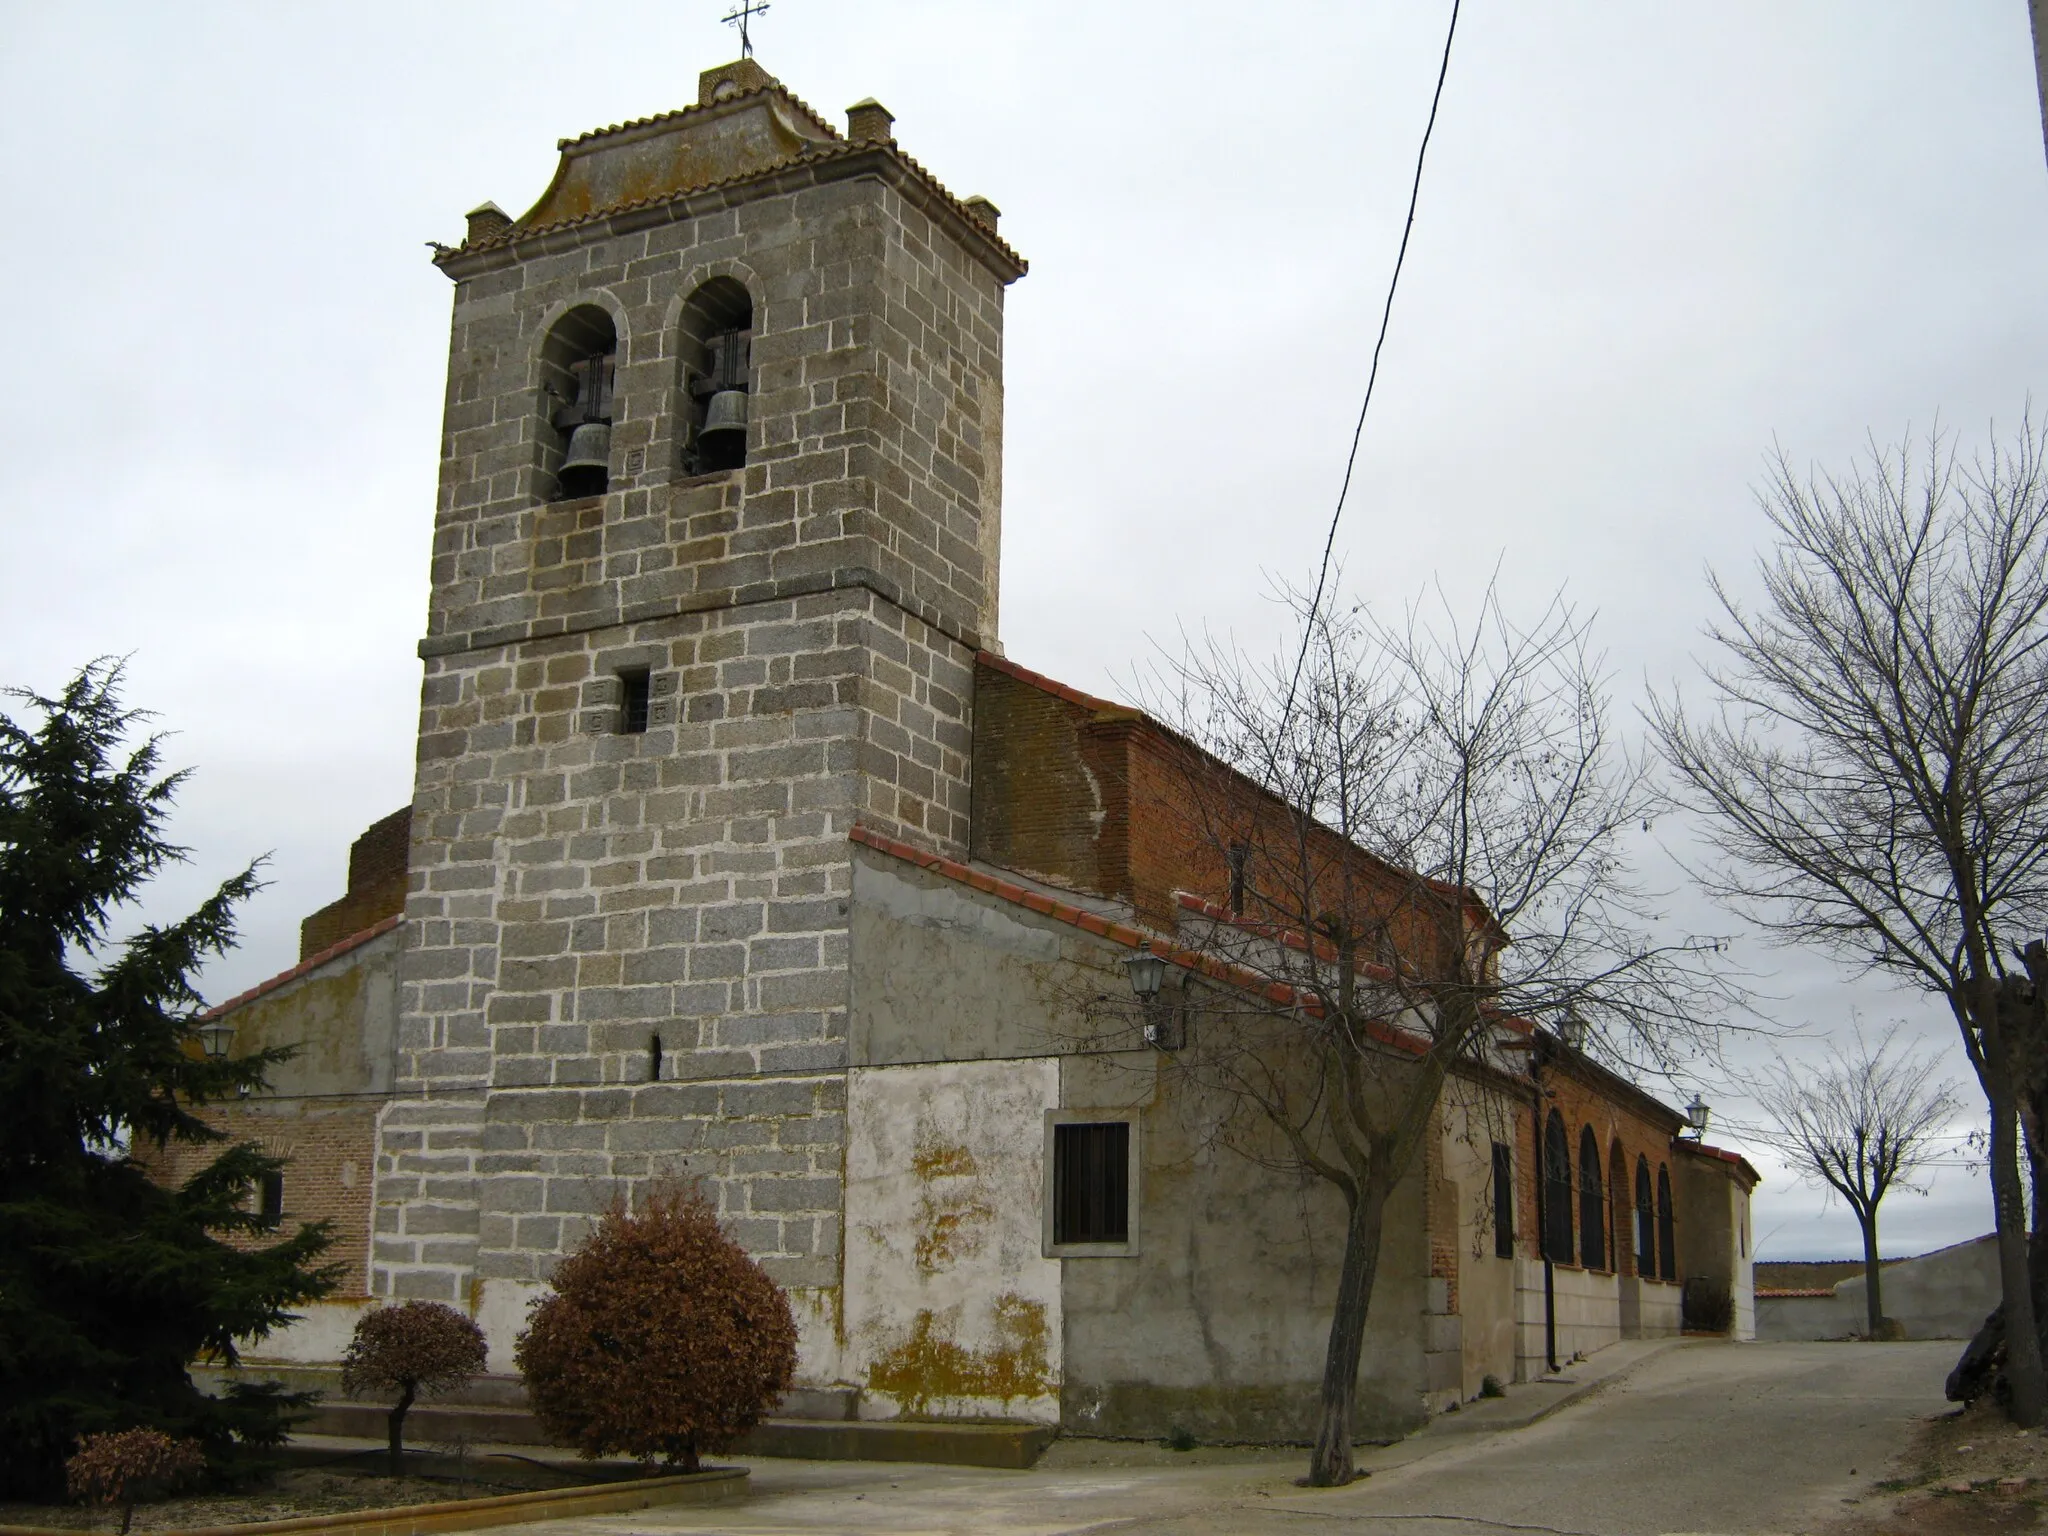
[0,662,337,1498]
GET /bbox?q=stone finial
[465,202,513,244]
[962,196,1001,231]
[699,58,774,107]
[846,98,895,144]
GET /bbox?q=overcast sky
[5,2,2045,1261]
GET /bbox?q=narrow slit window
[619,669,651,735]
[1491,1142,1515,1259]
[1053,1121,1130,1245]
[649,1032,664,1082]
[258,1170,284,1226]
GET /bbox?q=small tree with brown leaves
[340,1301,486,1476]
[515,1185,797,1472]
[66,1429,206,1533]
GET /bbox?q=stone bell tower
[372,59,1025,1371]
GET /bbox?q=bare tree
[1753,1025,1961,1336]
[1651,418,2048,1422]
[1140,581,1727,1486]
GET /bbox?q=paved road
[557,1340,1954,1536]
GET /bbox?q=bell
[699,389,748,443]
[557,421,611,497]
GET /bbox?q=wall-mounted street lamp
[1557,1009,1588,1052]
[1123,950,1182,1050]
[1685,1094,1711,1139]
[1123,951,1166,1003]
[197,1021,236,1061]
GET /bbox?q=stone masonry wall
[377,584,975,1374]
[425,170,1007,661]
[378,96,1013,1382]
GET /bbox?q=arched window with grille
[1543,1110,1574,1263]
[1609,1140,1628,1274]
[1578,1126,1606,1271]
[1656,1163,1677,1281]
[1635,1156,1655,1275]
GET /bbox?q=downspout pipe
[1532,1042,1558,1374]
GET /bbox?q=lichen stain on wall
[914,1193,996,1275]
[910,1135,993,1275]
[864,1293,1051,1416]
[912,1138,977,1181]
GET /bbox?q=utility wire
[1280,0,1462,725]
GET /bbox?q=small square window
[1053,1121,1129,1245]
[258,1171,284,1226]
[619,669,651,735]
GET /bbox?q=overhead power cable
[1281,0,1462,723]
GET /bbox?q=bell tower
[374,59,1025,1370]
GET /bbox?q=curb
[0,1467,747,1536]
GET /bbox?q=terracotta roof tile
[848,824,1425,1055]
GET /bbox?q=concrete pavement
[545,1339,1956,1536]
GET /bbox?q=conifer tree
[0,662,337,1499]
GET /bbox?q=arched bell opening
[678,277,754,476]
[540,305,618,501]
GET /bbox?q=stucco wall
[843,1059,1062,1423]
[1758,1235,1998,1342]
[1673,1150,1756,1339]
[849,848,1434,1442]
[1440,1089,1523,1399]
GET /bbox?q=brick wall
[1523,1052,1682,1282]
[140,1100,378,1297]
[300,807,413,959]
[971,654,1469,963]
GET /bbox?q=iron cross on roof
[721,0,770,58]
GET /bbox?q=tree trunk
[1858,1208,1883,1337]
[1990,1092,2047,1425]
[387,1382,416,1478]
[1308,1181,1389,1487]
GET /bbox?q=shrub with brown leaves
[340,1300,487,1474]
[66,1429,206,1533]
[515,1184,797,1471]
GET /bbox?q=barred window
[619,669,651,735]
[1542,1110,1573,1263]
[1053,1121,1130,1246]
[1578,1125,1606,1271]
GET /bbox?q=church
[172,56,1759,1447]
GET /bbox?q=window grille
[1542,1110,1574,1263]
[1577,1127,1606,1270]
[1656,1165,1676,1281]
[620,669,651,734]
[1053,1121,1130,1246]
[1635,1157,1655,1275]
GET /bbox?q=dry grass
[1835,1398,2047,1534]
[0,1467,501,1533]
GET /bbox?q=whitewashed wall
[843,1059,1062,1423]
